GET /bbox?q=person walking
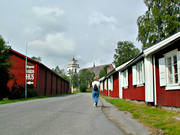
[92,76,100,107]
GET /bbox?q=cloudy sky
[0,0,147,70]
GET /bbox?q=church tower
[67,57,80,76]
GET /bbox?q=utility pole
[25,42,28,98]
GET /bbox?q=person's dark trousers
[92,90,99,106]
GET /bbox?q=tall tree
[71,72,79,88]
[52,66,70,82]
[113,41,140,67]
[79,69,95,92]
[0,35,11,99]
[137,0,180,49]
[52,66,65,75]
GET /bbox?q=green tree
[52,66,65,75]
[137,0,180,49]
[31,56,41,62]
[113,41,140,67]
[79,69,95,92]
[67,70,79,88]
[99,65,109,78]
[71,72,79,88]
[52,66,70,82]
[0,35,11,99]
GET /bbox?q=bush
[9,84,24,99]
[27,85,38,97]
[9,82,38,99]
[80,82,87,92]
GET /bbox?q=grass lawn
[103,96,180,135]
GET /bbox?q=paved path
[100,98,152,135]
[0,93,124,135]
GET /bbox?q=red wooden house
[7,49,70,97]
[99,77,108,96]
[99,77,105,95]
[118,56,146,101]
[99,32,180,108]
[99,61,131,98]
[106,69,119,97]
[144,32,180,107]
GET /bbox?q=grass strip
[103,96,180,135]
[0,94,69,105]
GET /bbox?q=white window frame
[122,69,128,88]
[132,65,137,86]
[120,72,124,88]
[132,61,144,87]
[109,75,113,91]
[100,82,103,91]
[159,57,166,86]
[136,61,145,86]
[163,49,180,90]
[111,75,113,91]
[104,79,107,90]
[108,78,111,90]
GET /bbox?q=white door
[144,56,154,102]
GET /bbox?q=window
[100,82,103,91]
[122,70,128,88]
[137,61,144,85]
[104,79,107,90]
[110,76,113,91]
[108,78,110,90]
[108,76,113,91]
[166,55,178,84]
[132,61,144,86]
[159,49,180,90]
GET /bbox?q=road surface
[0,93,125,135]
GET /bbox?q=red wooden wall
[7,49,70,97]
[123,67,145,101]
[109,72,119,97]
[103,80,108,96]
[37,66,45,96]
[155,40,180,107]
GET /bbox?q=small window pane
[167,57,173,84]
[173,55,178,83]
[136,62,143,85]
[175,74,178,83]
[123,71,126,87]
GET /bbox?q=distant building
[67,57,80,76]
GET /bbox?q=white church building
[67,57,80,76]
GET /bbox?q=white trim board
[144,32,180,57]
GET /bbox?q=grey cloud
[23,6,68,38]
[89,11,118,26]
[29,33,76,57]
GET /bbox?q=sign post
[25,43,28,98]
